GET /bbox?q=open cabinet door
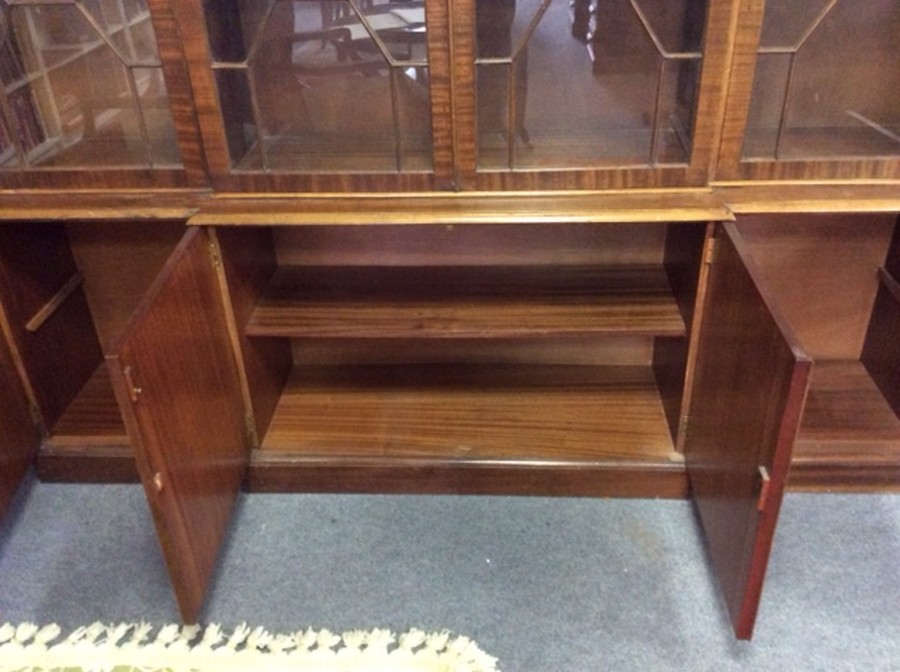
[685,222,812,640]
[0,326,36,519]
[107,228,247,623]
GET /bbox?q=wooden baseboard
[36,444,140,483]
[787,463,900,493]
[246,452,690,498]
[34,446,900,495]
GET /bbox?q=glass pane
[475,0,705,170]
[0,114,17,167]
[204,0,432,173]
[0,1,180,170]
[135,67,180,166]
[215,68,258,169]
[743,0,900,161]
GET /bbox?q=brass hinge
[208,241,221,268]
[28,402,44,429]
[244,412,259,447]
[677,414,690,444]
[703,236,718,265]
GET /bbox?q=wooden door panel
[686,222,811,639]
[0,325,37,518]
[107,228,247,623]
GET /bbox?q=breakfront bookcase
[0,0,897,640]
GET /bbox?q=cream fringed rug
[0,622,499,672]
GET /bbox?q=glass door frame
[715,0,900,182]
[0,0,206,190]
[174,0,739,192]
[451,0,739,191]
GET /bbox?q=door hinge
[704,236,718,265]
[208,241,221,268]
[28,402,44,429]
[677,414,690,444]
[244,412,259,447]
[757,465,772,513]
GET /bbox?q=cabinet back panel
[734,214,896,360]
[291,336,654,367]
[886,220,900,281]
[862,278,900,418]
[273,223,668,267]
[66,222,186,352]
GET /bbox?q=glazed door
[107,227,247,623]
[0,326,36,518]
[685,222,812,639]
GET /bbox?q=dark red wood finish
[685,222,811,639]
[107,228,248,622]
[0,224,103,431]
[0,324,37,517]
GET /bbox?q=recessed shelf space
[39,364,134,482]
[250,361,687,496]
[795,360,900,464]
[45,365,128,448]
[219,222,708,496]
[261,363,679,460]
[733,214,900,491]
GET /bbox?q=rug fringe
[0,622,499,672]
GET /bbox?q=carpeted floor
[0,475,898,671]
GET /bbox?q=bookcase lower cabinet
[0,221,248,622]
[0,213,898,638]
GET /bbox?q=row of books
[0,85,47,162]
[1,26,47,162]
[0,28,27,86]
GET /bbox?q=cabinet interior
[0,221,185,479]
[217,221,706,495]
[5,214,898,494]
[734,213,900,489]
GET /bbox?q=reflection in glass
[744,0,900,161]
[204,0,433,174]
[0,0,180,170]
[475,0,705,170]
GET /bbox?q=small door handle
[757,466,771,513]
[123,366,142,403]
[153,472,164,493]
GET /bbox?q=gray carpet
[0,475,898,671]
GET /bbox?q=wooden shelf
[247,265,686,339]
[790,361,900,491]
[248,363,687,496]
